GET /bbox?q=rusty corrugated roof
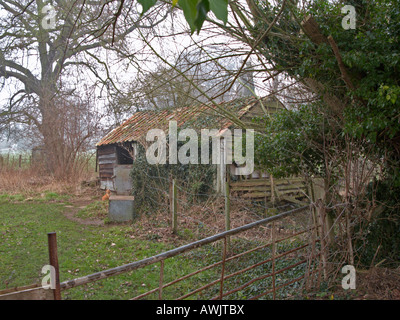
[96,96,278,146]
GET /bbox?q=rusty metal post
[271,222,276,300]
[305,223,316,291]
[159,260,164,300]
[224,182,230,251]
[219,237,227,300]
[47,232,61,300]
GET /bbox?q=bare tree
[0,0,169,177]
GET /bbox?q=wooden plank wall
[230,177,308,205]
[97,145,117,181]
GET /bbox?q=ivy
[253,104,330,179]
[130,142,216,213]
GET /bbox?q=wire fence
[0,153,32,169]
[129,168,311,243]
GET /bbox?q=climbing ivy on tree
[264,0,400,164]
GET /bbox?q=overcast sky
[0,1,274,150]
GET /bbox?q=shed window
[116,145,133,165]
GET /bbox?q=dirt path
[62,196,105,226]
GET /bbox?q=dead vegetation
[324,267,400,300]
[117,193,310,248]
[355,267,400,300]
[0,158,98,196]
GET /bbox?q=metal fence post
[159,260,164,300]
[225,181,230,251]
[271,222,276,300]
[219,237,227,300]
[47,232,61,300]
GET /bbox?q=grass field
[0,193,222,300]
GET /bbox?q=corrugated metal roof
[96,96,279,147]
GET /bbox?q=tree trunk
[39,95,73,180]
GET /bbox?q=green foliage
[177,0,200,33]
[130,144,216,214]
[345,84,400,147]
[141,0,228,34]
[252,0,400,267]
[177,0,228,33]
[253,103,335,178]
[209,0,229,24]
[354,177,400,267]
[257,0,400,159]
[137,0,157,14]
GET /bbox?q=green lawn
[0,194,220,300]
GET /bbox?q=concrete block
[108,195,135,222]
[114,165,133,195]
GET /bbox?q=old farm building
[96,96,308,204]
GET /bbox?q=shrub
[130,144,216,214]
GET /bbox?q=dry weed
[0,164,97,196]
[356,267,400,300]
